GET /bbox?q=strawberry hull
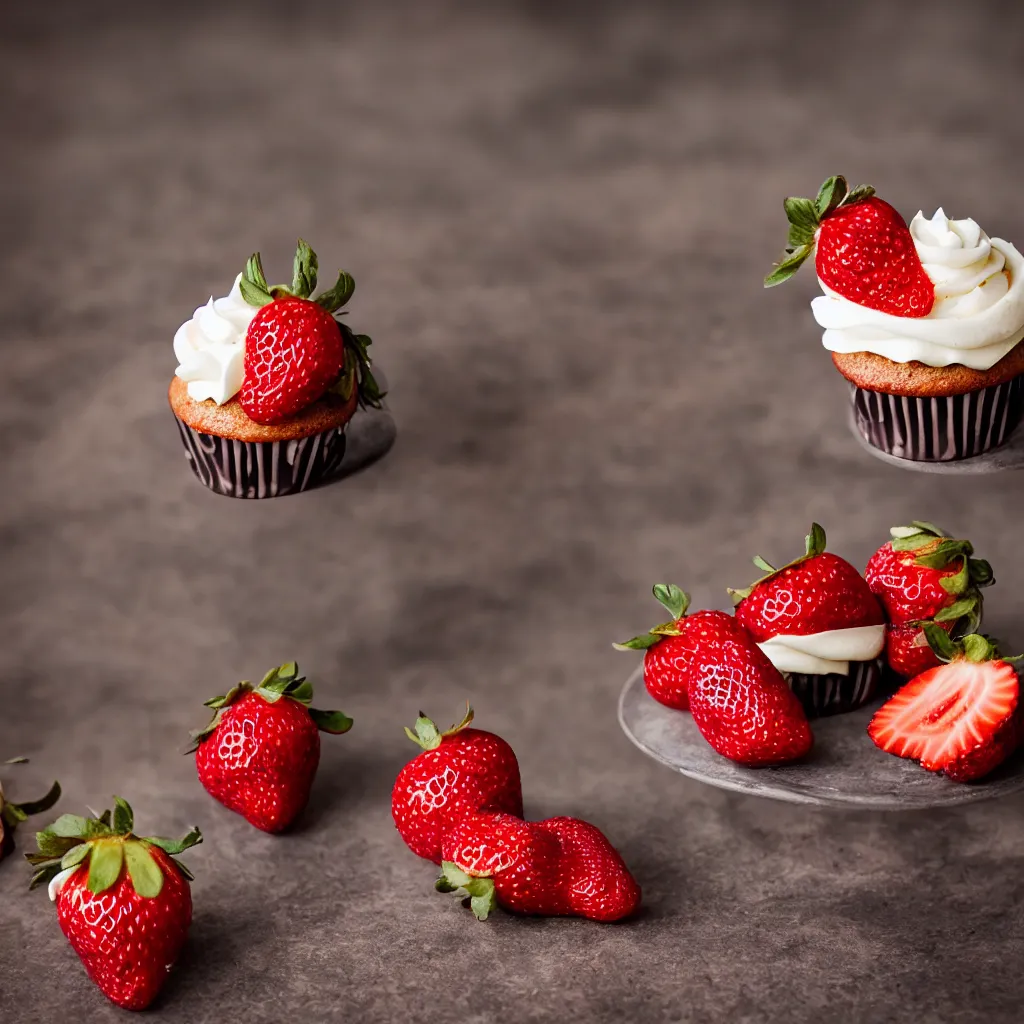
[850,377,1024,462]
[174,417,350,499]
[783,657,890,719]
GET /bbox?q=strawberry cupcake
[170,240,384,498]
[729,524,888,717]
[766,176,1024,461]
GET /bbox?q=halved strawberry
[868,628,1021,782]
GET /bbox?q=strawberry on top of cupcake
[765,176,1024,461]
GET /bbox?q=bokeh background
[3,1,1024,1021]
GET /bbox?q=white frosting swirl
[173,274,257,404]
[757,624,885,677]
[811,209,1024,370]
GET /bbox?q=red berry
[57,847,192,1010]
[687,612,813,766]
[241,298,345,424]
[816,196,934,317]
[191,663,352,833]
[30,799,202,1011]
[391,708,523,864]
[884,621,951,679]
[869,644,1020,782]
[865,523,991,626]
[439,811,640,922]
[731,525,883,642]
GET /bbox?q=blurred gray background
[3,1,1024,1021]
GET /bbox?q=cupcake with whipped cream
[766,176,1024,461]
[169,240,383,498]
[729,523,889,717]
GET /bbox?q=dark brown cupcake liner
[784,657,890,719]
[174,416,349,499]
[850,375,1023,462]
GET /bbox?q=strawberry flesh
[868,659,1020,780]
[816,197,934,317]
[866,541,965,624]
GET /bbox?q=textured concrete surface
[3,1,1024,1021]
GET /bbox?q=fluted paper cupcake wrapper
[851,376,1024,462]
[784,658,888,719]
[174,417,349,499]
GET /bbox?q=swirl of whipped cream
[173,274,257,404]
[811,208,1024,370]
[757,624,885,676]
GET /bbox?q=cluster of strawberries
[3,662,353,1011]
[619,521,1021,782]
[390,707,641,923]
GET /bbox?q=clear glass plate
[618,666,1024,809]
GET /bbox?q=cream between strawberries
[812,209,1024,370]
[757,624,885,676]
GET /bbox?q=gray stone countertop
[3,2,1024,1021]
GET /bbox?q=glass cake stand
[617,667,1024,809]
[848,410,1024,474]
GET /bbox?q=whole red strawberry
[885,620,956,679]
[0,757,60,861]
[236,240,382,424]
[687,612,813,766]
[869,627,1022,783]
[189,662,352,833]
[765,174,934,317]
[615,584,701,710]
[437,810,640,923]
[866,521,993,677]
[729,523,884,641]
[392,706,523,864]
[26,797,201,1011]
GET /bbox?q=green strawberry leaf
[752,555,776,574]
[405,714,443,751]
[60,842,91,871]
[144,825,202,857]
[933,596,978,623]
[652,584,689,622]
[613,633,663,652]
[124,841,164,898]
[764,244,813,287]
[805,523,827,558]
[962,634,999,663]
[86,841,123,894]
[112,796,133,836]
[313,270,355,312]
[815,175,848,219]
[309,708,354,735]
[47,814,89,838]
[843,184,876,206]
[12,781,62,818]
[33,832,80,859]
[287,678,314,704]
[240,253,274,307]
[291,239,318,299]
[922,622,958,661]
[784,196,819,235]
[969,558,994,587]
